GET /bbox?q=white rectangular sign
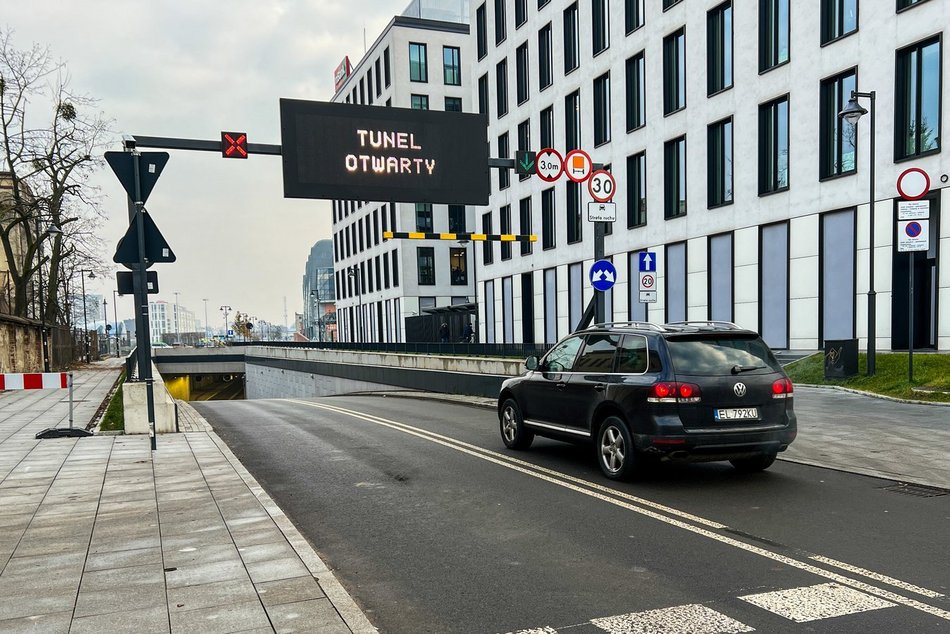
[898,200,930,220]
[587,201,617,222]
[897,220,929,252]
[639,291,657,303]
[638,271,657,293]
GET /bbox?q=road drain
[881,483,948,498]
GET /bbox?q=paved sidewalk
[0,362,376,634]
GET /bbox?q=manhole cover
[881,483,948,498]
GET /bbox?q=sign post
[638,252,658,304]
[896,168,931,383]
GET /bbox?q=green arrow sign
[516,150,536,176]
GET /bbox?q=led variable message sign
[279,99,490,205]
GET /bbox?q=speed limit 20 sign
[588,169,616,203]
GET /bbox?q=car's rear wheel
[500,398,534,450]
[597,416,636,480]
[730,452,778,473]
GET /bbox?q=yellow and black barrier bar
[383,231,537,243]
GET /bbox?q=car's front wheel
[730,452,778,473]
[597,416,637,480]
[499,398,534,450]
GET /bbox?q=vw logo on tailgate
[733,382,747,397]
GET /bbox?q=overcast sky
[5,0,407,328]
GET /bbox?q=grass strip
[99,370,126,432]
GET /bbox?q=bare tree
[0,28,111,322]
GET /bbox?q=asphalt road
[196,396,950,634]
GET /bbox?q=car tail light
[772,378,794,399]
[648,382,701,403]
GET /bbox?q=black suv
[497,322,797,479]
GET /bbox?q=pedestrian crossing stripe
[383,231,537,242]
[501,582,898,634]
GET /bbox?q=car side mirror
[525,356,539,371]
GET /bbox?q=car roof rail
[593,321,666,332]
[665,320,742,330]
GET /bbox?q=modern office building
[330,0,476,343]
[301,240,337,342]
[471,0,947,351]
[148,300,197,345]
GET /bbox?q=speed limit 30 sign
[588,169,616,203]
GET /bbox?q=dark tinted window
[574,334,620,372]
[666,336,782,375]
[617,335,649,373]
[542,336,583,372]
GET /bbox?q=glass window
[542,187,556,249]
[392,250,399,287]
[411,94,429,110]
[450,248,467,285]
[409,42,428,82]
[496,58,509,117]
[592,0,609,55]
[449,205,467,233]
[498,132,510,190]
[626,151,646,228]
[415,203,433,232]
[516,42,530,104]
[515,0,528,27]
[625,51,646,131]
[663,28,686,114]
[495,0,507,44]
[443,46,461,85]
[518,119,531,181]
[617,335,649,373]
[520,197,533,255]
[821,0,857,44]
[366,70,373,105]
[542,335,583,372]
[501,204,512,260]
[759,95,790,193]
[565,90,581,151]
[482,212,494,264]
[384,47,391,86]
[819,68,857,178]
[664,0,683,8]
[567,181,582,243]
[476,4,488,59]
[667,336,783,375]
[759,0,790,72]
[444,96,462,112]
[664,136,687,218]
[594,72,611,146]
[626,0,644,33]
[478,74,489,116]
[574,334,620,372]
[563,3,579,73]
[539,23,553,90]
[707,2,733,95]
[897,0,929,9]
[417,247,435,285]
[375,58,382,96]
[540,105,554,148]
[896,36,941,159]
[708,117,734,206]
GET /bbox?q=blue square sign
[638,252,656,272]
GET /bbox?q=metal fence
[227,340,553,359]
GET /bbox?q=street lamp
[102,298,108,357]
[839,89,876,376]
[112,289,120,357]
[310,286,323,343]
[347,265,363,342]
[173,291,181,347]
[220,305,231,344]
[37,225,62,371]
[78,269,95,363]
[202,298,209,345]
[459,238,478,343]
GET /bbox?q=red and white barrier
[0,372,70,391]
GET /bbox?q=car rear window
[666,335,783,376]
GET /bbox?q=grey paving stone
[79,563,164,592]
[169,599,270,634]
[85,546,164,571]
[0,610,71,633]
[245,556,310,584]
[164,558,249,589]
[166,577,259,613]
[69,605,170,634]
[159,517,229,538]
[255,575,326,607]
[89,534,161,554]
[162,543,241,568]
[74,580,167,617]
[238,541,298,564]
[266,598,351,634]
[10,537,89,558]
[0,592,76,621]
[161,528,234,552]
[231,526,286,548]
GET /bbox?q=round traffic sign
[640,273,655,289]
[564,149,593,183]
[905,221,922,237]
[896,167,930,200]
[589,259,617,292]
[535,148,564,182]
[588,169,616,203]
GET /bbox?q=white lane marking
[502,628,558,634]
[591,604,753,634]
[809,555,944,598]
[740,582,894,623]
[287,400,950,623]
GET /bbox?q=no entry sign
[896,167,930,200]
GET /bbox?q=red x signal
[221,132,248,159]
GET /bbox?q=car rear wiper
[731,365,764,374]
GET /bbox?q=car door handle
[556,382,567,389]
[594,384,606,392]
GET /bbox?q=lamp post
[102,298,108,357]
[173,291,181,347]
[839,89,876,376]
[37,225,62,371]
[78,269,95,363]
[202,298,209,345]
[310,286,324,343]
[347,265,363,342]
[112,290,120,357]
[459,239,478,342]
[220,305,231,344]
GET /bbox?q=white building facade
[148,300,197,344]
[472,0,947,351]
[331,3,476,343]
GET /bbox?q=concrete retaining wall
[123,363,177,434]
[0,315,42,373]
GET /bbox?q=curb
[797,383,950,407]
